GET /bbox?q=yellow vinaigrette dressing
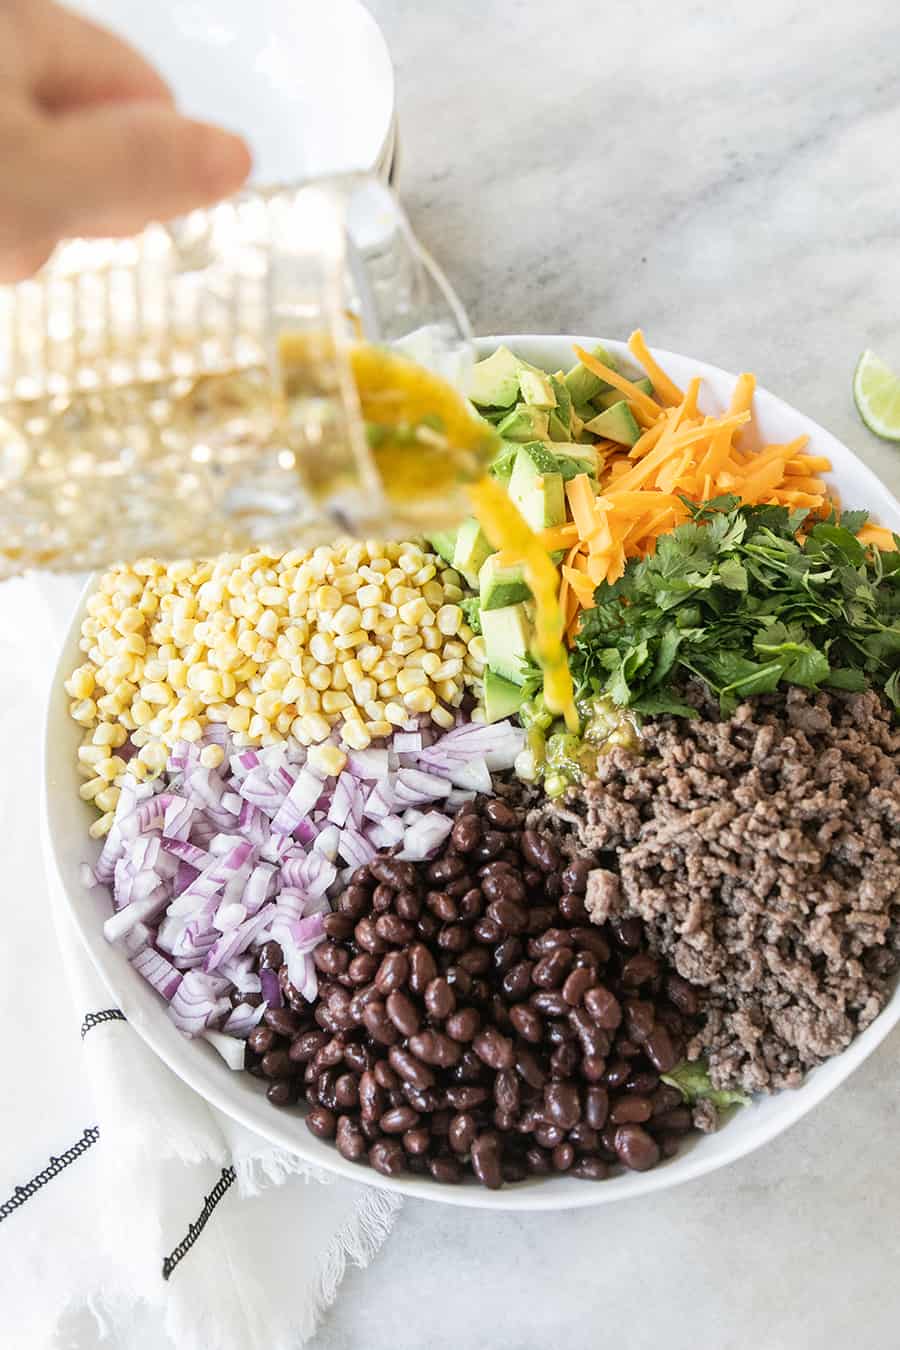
[278,336,578,730]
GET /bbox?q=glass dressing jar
[0,177,489,577]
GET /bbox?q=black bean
[369,1139,405,1176]
[362,1000,399,1046]
[472,1027,515,1071]
[358,1070,385,1120]
[445,1007,480,1042]
[571,1155,608,1180]
[521,830,560,872]
[386,990,421,1037]
[509,1004,543,1044]
[603,1059,631,1089]
[458,946,490,975]
[552,1142,575,1172]
[494,1070,521,1116]
[666,974,700,1016]
[395,889,422,921]
[644,1023,678,1073]
[485,897,528,931]
[502,961,534,1001]
[373,1061,400,1091]
[525,1146,552,1174]
[621,952,660,987]
[614,1124,660,1171]
[473,830,506,861]
[651,1086,685,1116]
[408,1029,462,1068]
[289,1029,327,1063]
[557,892,588,923]
[336,1116,366,1161]
[407,943,438,994]
[609,1095,653,1125]
[403,1127,431,1157]
[428,891,459,923]
[544,1081,581,1130]
[354,918,387,955]
[323,912,354,940]
[375,950,410,996]
[445,1084,488,1110]
[471,1133,502,1189]
[372,882,395,913]
[306,1106,337,1139]
[530,928,574,955]
[266,1080,296,1106]
[261,1050,293,1080]
[428,1155,462,1184]
[514,1046,547,1090]
[612,917,643,949]
[533,1122,565,1149]
[388,1044,435,1090]
[651,1106,693,1134]
[568,1122,599,1152]
[625,1070,660,1095]
[584,985,622,1030]
[473,916,502,944]
[369,858,415,889]
[532,948,574,989]
[424,977,456,1021]
[581,1054,607,1082]
[338,886,370,919]
[347,953,380,986]
[562,966,595,1006]
[530,990,569,1017]
[525,905,559,935]
[561,859,590,893]
[264,1006,301,1037]
[258,940,284,969]
[248,1025,275,1055]
[549,1042,579,1079]
[451,813,482,853]
[449,1111,477,1154]
[380,1105,420,1134]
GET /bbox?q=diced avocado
[481,603,533,686]
[583,400,641,447]
[593,377,653,411]
[426,528,458,566]
[518,365,557,409]
[508,444,566,532]
[563,343,617,406]
[479,408,510,425]
[453,517,493,588]
[545,375,574,437]
[550,445,598,479]
[479,553,530,610]
[484,670,527,723]
[496,404,551,442]
[547,411,571,442]
[468,346,522,409]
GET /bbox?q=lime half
[853,349,900,441]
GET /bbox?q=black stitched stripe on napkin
[0,1126,100,1224]
[162,1166,236,1281]
[81,1008,127,1039]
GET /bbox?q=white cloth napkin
[0,576,401,1350]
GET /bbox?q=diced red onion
[202,1029,247,1069]
[223,1001,267,1037]
[270,767,324,836]
[397,810,454,861]
[348,749,390,779]
[131,946,182,999]
[169,970,224,1035]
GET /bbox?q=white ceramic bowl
[66,0,396,184]
[42,336,900,1210]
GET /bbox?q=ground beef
[553,687,900,1094]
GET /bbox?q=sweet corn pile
[69,539,486,830]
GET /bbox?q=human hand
[0,0,252,281]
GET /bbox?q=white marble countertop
[312,2,900,1346]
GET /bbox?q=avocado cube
[547,410,572,442]
[468,346,522,409]
[479,553,530,611]
[583,400,641,447]
[563,343,617,406]
[426,528,458,566]
[496,404,551,442]
[483,670,527,724]
[593,377,653,411]
[508,444,566,532]
[453,517,494,588]
[518,365,557,409]
[549,375,572,429]
[481,603,533,686]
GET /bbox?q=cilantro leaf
[460,597,481,636]
[661,1060,750,1110]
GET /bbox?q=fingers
[23,0,174,112]
[0,238,57,285]
[34,100,253,238]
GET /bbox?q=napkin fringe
[307,1184,401,1337]
[233,1147,332,1197]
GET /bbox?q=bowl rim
[41,333,900,1210]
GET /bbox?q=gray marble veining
[312,2,900,1346]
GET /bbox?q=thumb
[36,100,252,237]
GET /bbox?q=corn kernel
[309,665,332,692]
[392,636,422,657]
[70,698,97,725]
[89,812,115,840]
[227,705,251,733]
[97,755,127,781]
[95,785,121,814]
[436,605,461,636]
[423,580,445,608]
[467,636,487,663]
[66,666,96,699]
[330,664,349,692]
[421,653,442,677]
[356,584,383,607]
[396,667,428,694]
[302,713,332,742]
[384,701,406,725]
[307,743,348,777]
[79,776,107,802]
[378,679,398,699]
[181,719,203,743]
[340,719,372,750]
[366,719,393,739]
[256,690,284,720]
[322,690,351,714]
[430,704,455,729]
[310,633,336,665]
[442,584,464,603]
[315,585,341,611]
[403,687,436,714]
[422,626,442,651]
